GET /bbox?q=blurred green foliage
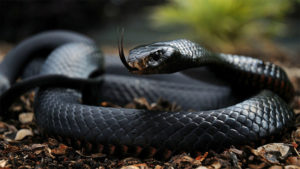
[152,0,292,51]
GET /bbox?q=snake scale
[0,30,295,158]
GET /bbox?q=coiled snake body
[0,31,295,158]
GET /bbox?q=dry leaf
[210,161,222,169]
[293,129,300,142]
[195,152,208,162]
[10,105,22,112]
[51,144,68,155]
[45,147,55,159]
[34,149,43,155]
[196,167,208,169]
[120,167,139,169]
[269,165,284,169]
[18,112,34,124]
[171,154,194,164]
[252,143,291,164]
[0,159,8,168]
[91,153,106,158]
[0,121,17,133]
[285,165,300,169]
[229,148,243,155]
[47,138,59,146]
[30,143,46,150]
[286,157,300,166]
[154,165,163,169]
[120,165,146,169]
[121,157,142,165]
[247,162,267,169]
[14,129,33,141]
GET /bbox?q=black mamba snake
[0,30,295,158]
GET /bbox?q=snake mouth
[118,33,139,72]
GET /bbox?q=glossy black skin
[0,32,295,158]
[126,39,294,101]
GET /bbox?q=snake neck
[168,39,223,66]
[175,40,294,102]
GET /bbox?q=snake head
[119,40,182,74]
[128,44,181,74]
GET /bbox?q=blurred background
[0,0,299,74]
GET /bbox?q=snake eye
[151,52,160,61]
[150,50,162,62]
[147,52,162,67]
